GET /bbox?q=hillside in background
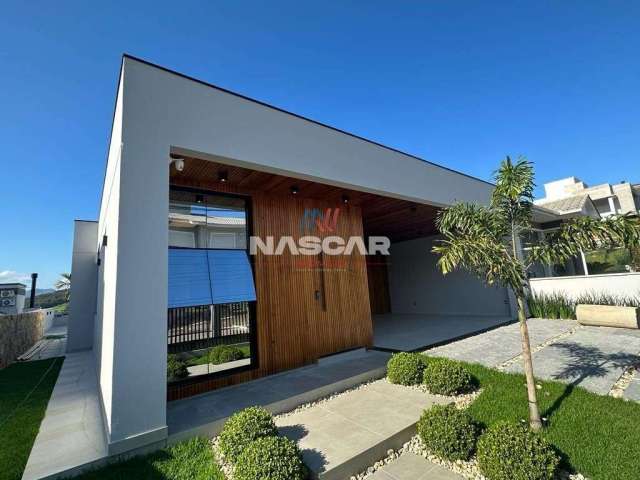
[30,290,67,309]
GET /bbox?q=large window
[169,190,247,249]
[167,188,256,386]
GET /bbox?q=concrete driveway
[426,318,640,400]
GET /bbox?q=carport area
[363,203,515,352]
[372,313,512,351]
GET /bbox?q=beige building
[534,177,640,218]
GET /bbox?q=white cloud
[0,270,30,284]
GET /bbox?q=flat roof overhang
[118,55,495,215]
[170,155,440,243]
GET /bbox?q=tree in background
[54,273,71,302]
[433,156,640,430]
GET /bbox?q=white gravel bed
[609,363,639,398]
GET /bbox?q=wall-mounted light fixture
[342,195,350,204]
[218,170,228,183]
[195,194,204,204]
[169,156,185,172]
[290,185,299,195]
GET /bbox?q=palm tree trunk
[516,292,543,431]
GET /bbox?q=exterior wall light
[342,195,350,204]
[218,170,228,182]
[290,185,299,195]
[195,194,204,204]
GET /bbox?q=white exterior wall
[388,236,512,317]
[91,56,500,453]
[530,273,640,301]
[67,220,98,352]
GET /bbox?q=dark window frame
[167,185,259,387]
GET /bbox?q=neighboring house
[0,283,26,314]
[523,177,640,300]
[67,55,518,456]
[535,176,640,218]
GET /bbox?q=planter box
[576,304,640,329]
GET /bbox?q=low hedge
[477,421,559,480]
[417,404,478,461]
[218,406,279,463]
[167,354,188,382]
[387,352,428,386]
[234,436,307,480]
[209,345,245,365]
[422,358,474,395]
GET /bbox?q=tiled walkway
[22,351,108,480]
[276,381,451,480]
[168,349,391,443]
[369,453,461,480]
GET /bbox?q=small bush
[167,354,188,382]
[423,358,474,395]
[209,345,245,365]
[417,404,478,461]
[234,436,307,480]
[387,352,428,385]
[477,421,559,480]
[218,406,278,463]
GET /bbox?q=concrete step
[276,380,450,480]
[167,348,391,443]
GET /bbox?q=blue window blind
[168,248,256,308]
[207,250,256,304]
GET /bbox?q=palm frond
[528,214,640,266]
[491,156,535,230]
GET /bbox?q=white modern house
[0,283,26,314]
[526,177,640,300]
[64,55,519,462]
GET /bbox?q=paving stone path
[428,318,640,397]
[506,325,640,395]
[426,318,577,368]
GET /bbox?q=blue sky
[1,1,639,288]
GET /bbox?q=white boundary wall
[530,273,640,300]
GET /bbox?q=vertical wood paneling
[168,184,373,400]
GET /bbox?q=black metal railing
[167,302,251,353]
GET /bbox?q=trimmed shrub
[417,404,478,461]
[234,436,307,480]
[387,352,428,385]
[209,345,245,365]
[422,358,474,395]
[218,406,278,463]
[477,421,559,480]
[167,354,188,382]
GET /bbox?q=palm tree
[55,273,71,302]
[433,157,640,430]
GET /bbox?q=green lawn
[462,362,640,480]
[0,358,63,480]
[75,437,224,480]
